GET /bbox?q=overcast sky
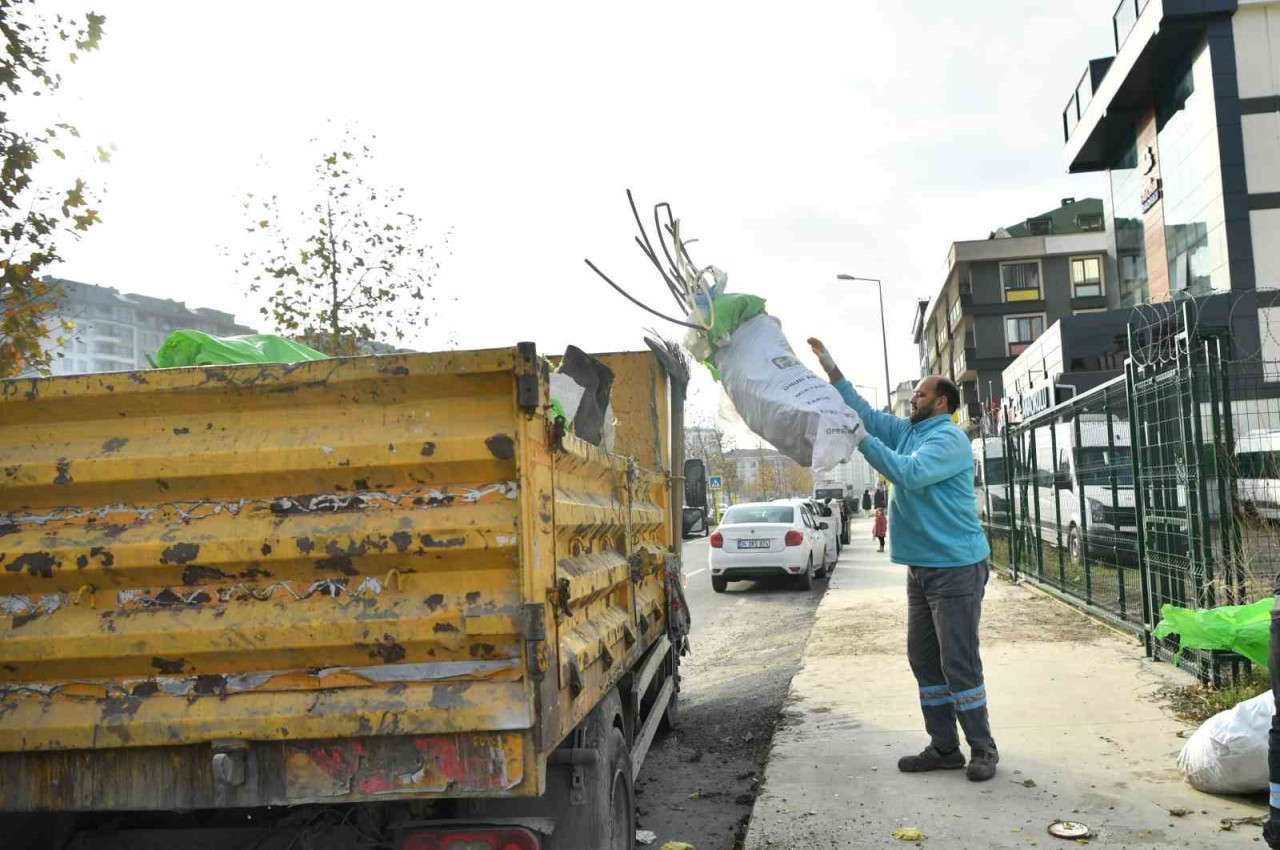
[36,0,1117,435]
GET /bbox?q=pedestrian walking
[873,482,886,511]
[861,488,872,513]
[872,508,887,552]
[807,336,998,782]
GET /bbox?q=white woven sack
[716,314,861,474]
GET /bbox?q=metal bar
[632,635,671,717]
[1031,426,1044,580]
[1206,339,1231,604]
[1007,424,1017,582]
[630,675,674,780]
[1174,308,1208,683]
[1124,346,1154,656]
[1079,411,1092,606]
[1190,339,1215,613]
[1219,344,1243,606]
[1106,399,1121,617]
[1050,416,1065,588]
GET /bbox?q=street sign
[709,476,723,489]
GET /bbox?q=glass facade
[1109,140,1148,306]
[1156,40,1229,297]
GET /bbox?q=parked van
[1235,428,1280,521]
[971,437,1010,526]
[1022,416,1137,564]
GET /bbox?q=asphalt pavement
[633,534,835,850]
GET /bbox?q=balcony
[1062,58,1114,142]
[1113,0,1150,52]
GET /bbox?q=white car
[803,498,841,570]
[709,500,828,592]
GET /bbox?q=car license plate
[737,539,770,549]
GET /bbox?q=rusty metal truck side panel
[0,345,673,811]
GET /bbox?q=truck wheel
[1068,525,1082,564]
[548,692,635,850]
[711,574,728,593]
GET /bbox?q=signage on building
[1141,176,1162,212]
[1019,386,1052,419]
[1140,145,1161,211]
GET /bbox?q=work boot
[1263,809,1280,849]
[966,747,999,782]
[897,746,965,773]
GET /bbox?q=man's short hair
[936,377,960,414]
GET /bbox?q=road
[634,536,834,850]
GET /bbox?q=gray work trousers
[906,560,995,753]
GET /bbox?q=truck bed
[0,345,674,811]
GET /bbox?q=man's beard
[909,406,933,425]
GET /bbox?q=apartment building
[1061,0,1280,356]
[41,278,257,375]
[917,198,1113,432]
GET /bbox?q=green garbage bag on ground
[1151,598,1273,667]
[150,330,328,368]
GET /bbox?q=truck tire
[548,693,635,850]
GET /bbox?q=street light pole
[852,383,879,410]
[837,274,892,411]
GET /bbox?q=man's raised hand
[807,337,838,377]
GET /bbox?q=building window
[1070,256,1104,298]
[1005,314,1046,357]
[1158,40,1229,297]
[1110,140,1149,306]
[1001,261,1042,302]
[948,296,963,332]
[1026,218,1052,236]
[1077,213,1104,232]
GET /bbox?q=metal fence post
[1031,426,1044,580]
[1218,343,1242,606]
[1050,415,1065,588]
[1104,398,1120,618]
[1006,425,1017,583]
[1125,353,1154,657]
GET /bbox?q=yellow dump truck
[0,342,690,850]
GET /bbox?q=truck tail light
[401,828,540,850]
[784,530,804,547]
[710,532,723,548]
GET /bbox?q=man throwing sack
[807,337,998,782]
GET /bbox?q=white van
[1022,416,1137,564]
[1235,429,1280,521]
[971,437,1010,526]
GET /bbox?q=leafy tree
[685,417,740,503]
[0,1,106,378]
[237,131,450,356]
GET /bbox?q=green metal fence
[977,304,1280,683]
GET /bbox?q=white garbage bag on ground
[716,314,863,475]
[1177,689,1274,794]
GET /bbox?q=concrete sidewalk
[744,517,1267,849]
